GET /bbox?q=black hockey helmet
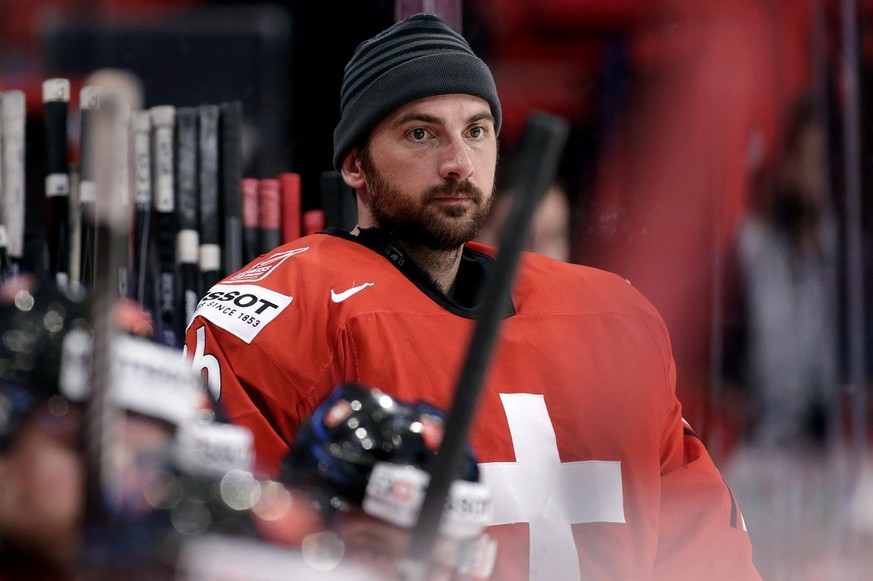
[0,275,90,451]
[280,383,480,508]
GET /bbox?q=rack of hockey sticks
[0,78,360,347]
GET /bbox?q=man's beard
[361,151,494,251]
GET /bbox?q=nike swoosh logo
[331,282,375,303]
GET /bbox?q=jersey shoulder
[513,250,663,321]
[222,234,372,288]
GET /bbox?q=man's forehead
[388,94,494,123]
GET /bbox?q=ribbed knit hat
[333,13,501,170]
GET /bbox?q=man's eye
[410,128,428,140]
[469,126,485,138]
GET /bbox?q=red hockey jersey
[184,231,760,580]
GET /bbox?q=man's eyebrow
[468,112,495,125]
[391,111,496,128]
[391,113,441,127]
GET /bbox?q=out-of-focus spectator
[476,178,572,262]
[722,93,840,449]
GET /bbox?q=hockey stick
[43,78,72,288]
[258,179,281,253]
[280,172,301,243]
[220,101,244,277]
[242,177,260,263]
[77,86,101,290]
[82,93,128,523]
[175,107,200,337]
[279,172,302,244]
[0,93,11,281]
[403,111,569,574]
[1,91,25,276]
[131,111,152,305]
[112,99,131,300]
[198,104,222,290]
[150,105,179,346]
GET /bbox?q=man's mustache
[424,180,485,203]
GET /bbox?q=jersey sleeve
[654,352,761,580]
[184,315,299,477]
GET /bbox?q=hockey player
[184,12,761,580]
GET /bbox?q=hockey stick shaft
[220,101,244,276]
[258,178,281,253]
[131,111,152,305]
[150,105,178,346]
[83,93,128,523]
[280,172,301,243]
[404,111,569,569]
[1,91,25,274]
[175,106,200,332]
[198,104,222,290]
[43,79,72,288]
[78,86,101,289]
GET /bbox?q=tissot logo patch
[191,284,292,343]
[225,247,309,284]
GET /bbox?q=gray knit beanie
[333,13,501,170]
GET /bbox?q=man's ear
[340,147,366,190]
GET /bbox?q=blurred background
[2,0,873,578]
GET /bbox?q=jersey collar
[325,227,516,320]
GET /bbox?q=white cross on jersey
[479,393,625,581]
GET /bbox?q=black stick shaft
[176,107,200,337]
[150,105,178,347]
[220,101,244,276]
[404,112,569,571]
[78,86,101,290]
[43,78,72,288]
[198,104,221,290]
[112,99,131,300]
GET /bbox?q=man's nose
[438,136,474,181]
